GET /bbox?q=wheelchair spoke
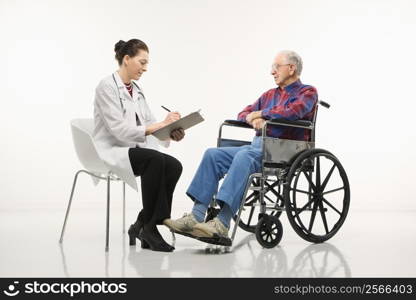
[322,197,342,215]
[302,171,317,191]
[318,201,330,234]
[322,187,344,196]
[315,156,321,187]
[290,188,313,196]
[293,198,315,218]
[308,200,319,232]
[321,163,336,191]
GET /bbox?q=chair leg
[105,175,111,252]
[59,170,82,243]
[122,182,126,234]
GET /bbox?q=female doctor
[93,39,184,252]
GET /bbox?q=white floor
[1,208,415,278]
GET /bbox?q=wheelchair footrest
[198,235,232,247]
[170,230,232,246]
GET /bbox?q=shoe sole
[171,229,232,247]
[169,228,199,239]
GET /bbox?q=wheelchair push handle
[319,100,330,108]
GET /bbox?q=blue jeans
[186,136,262,215]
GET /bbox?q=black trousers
[128,147,182,225]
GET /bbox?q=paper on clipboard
[152,110,204,140]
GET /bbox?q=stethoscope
[112,73,145,116]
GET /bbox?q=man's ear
[289,64,296,76]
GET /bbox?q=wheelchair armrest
[223,119,253,129]
[267,119,313,129]
[217,120,253,147]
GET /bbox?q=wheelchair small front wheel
[233,178,285,233]
[255,215,283,248]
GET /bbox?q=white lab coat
[93,72,169,191]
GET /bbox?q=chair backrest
[70,119,109,174]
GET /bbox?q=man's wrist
[254,111,263,119]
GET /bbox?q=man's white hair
[279,50,303,76]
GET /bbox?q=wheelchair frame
[208,100,350,248]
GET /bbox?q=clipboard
[152,110,204,140]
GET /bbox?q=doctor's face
[125,50,149,81]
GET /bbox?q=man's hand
[252,118,265,130]
[246,111,262,124]
[170,128,185,141]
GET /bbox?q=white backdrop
[1,0,415,213]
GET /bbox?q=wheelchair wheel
[233,178,285,233]
[284,148,350,243]
[255,214,283,248]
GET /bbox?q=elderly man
[164,50,318,240]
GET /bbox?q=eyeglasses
[271,63,291,71]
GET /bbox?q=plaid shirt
[237,80,318,141]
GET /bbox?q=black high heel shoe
[138,227,175,252]
[128,222,150,249]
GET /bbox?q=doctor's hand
[170,128,185,141]
[164,112,181,125]
[252,118,266,130]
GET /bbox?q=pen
[161,105,171,112]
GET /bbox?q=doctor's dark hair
[114,39,149,65]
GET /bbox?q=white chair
[59,119,127,252]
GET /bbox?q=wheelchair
[199,100,350,248]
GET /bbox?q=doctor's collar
[113,72,141,90]
[113,72,128,89]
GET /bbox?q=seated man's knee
[203,147,220,160]
[234,149,261,164]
